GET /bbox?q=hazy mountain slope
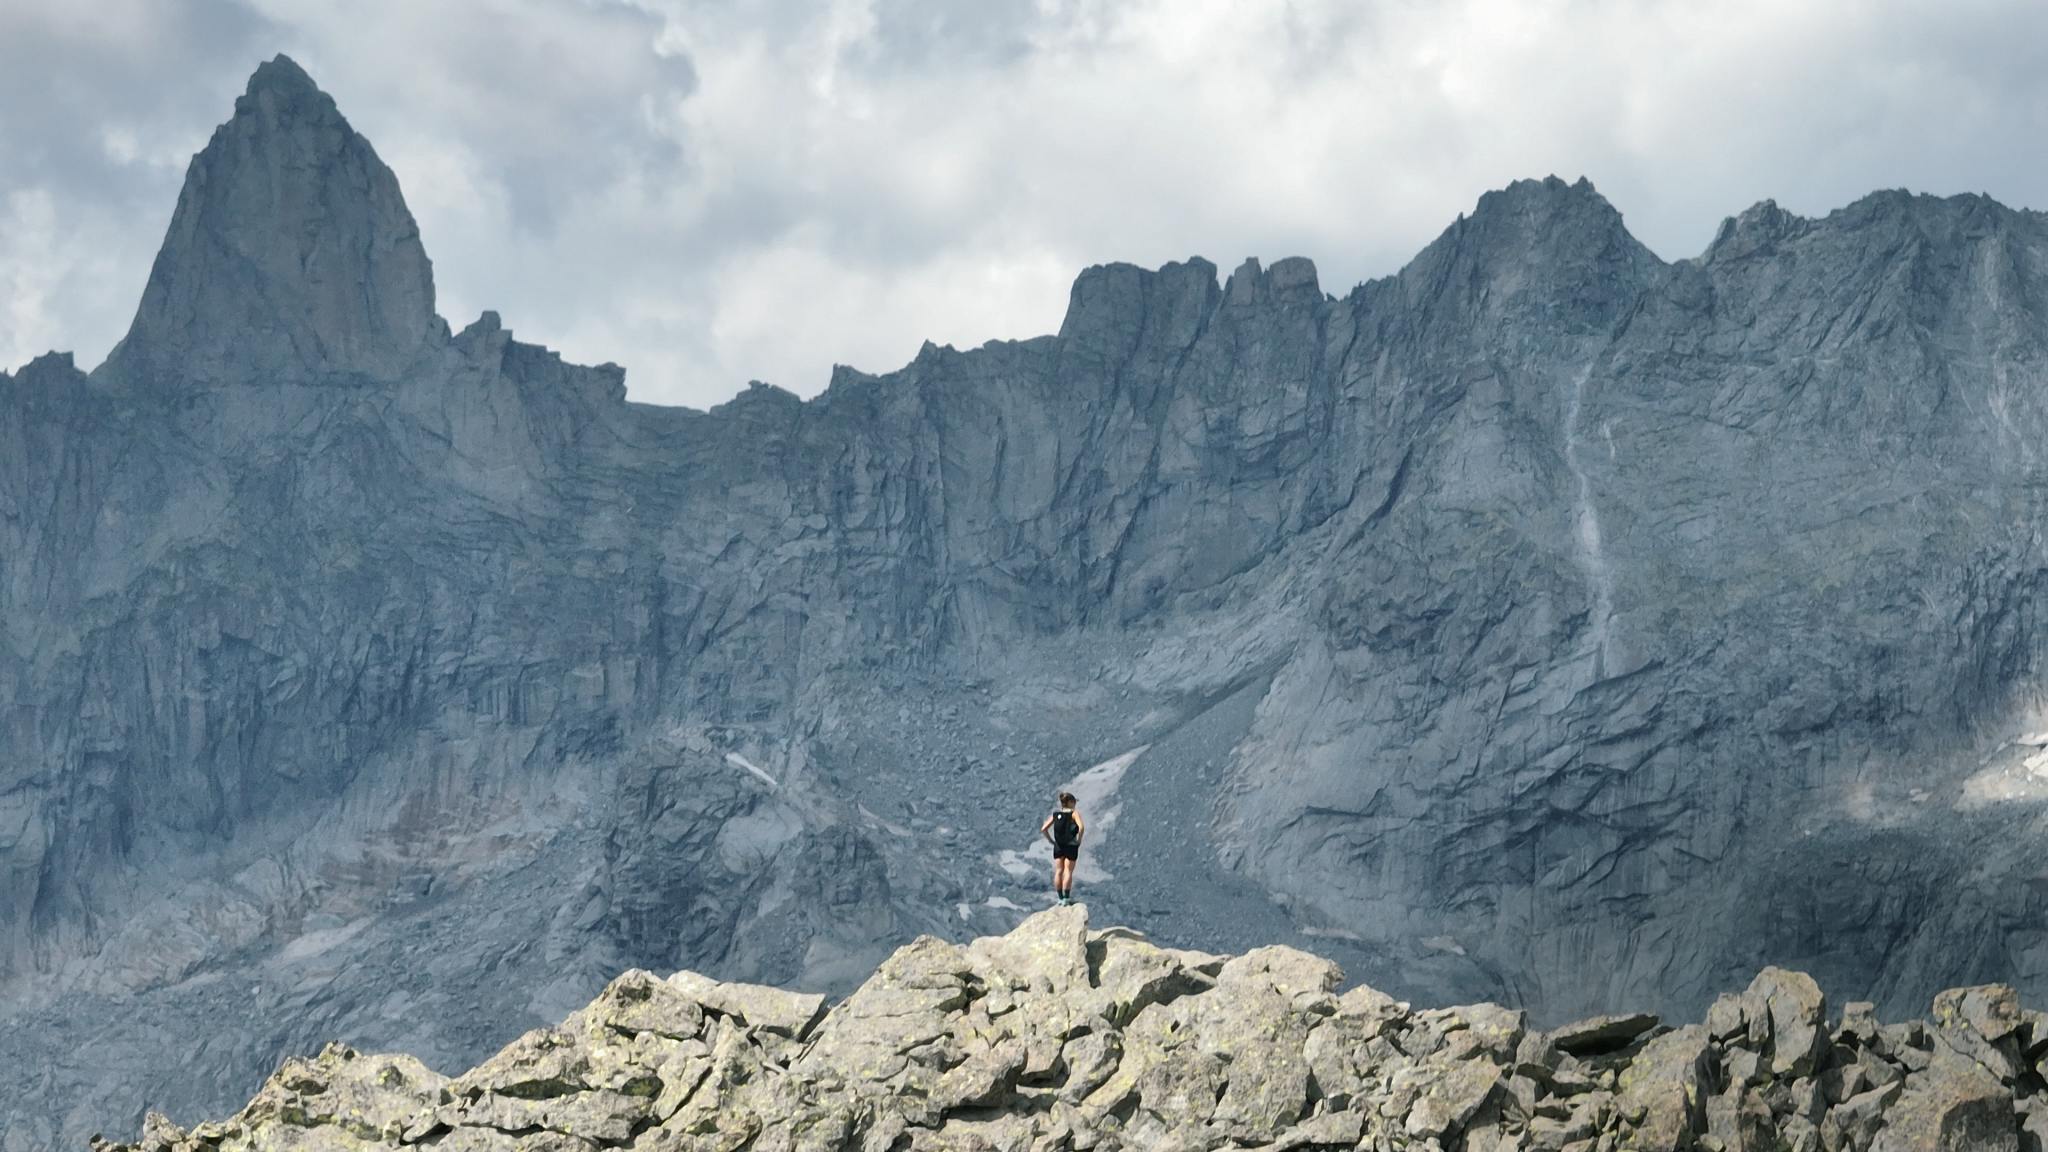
[7,55,2048,1146]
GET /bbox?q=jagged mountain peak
[1392,173,1656,331]
[242,53,323,102]
[1481,172,1607,206]
[1224,255,1323,307]
[1446,174,1618,239]
[1826,186,2033,244]
[102,55,446,388]
[1703,198,1808,262]
[1056,257,1223,356]
[15,350,79,381]
[1458,174,1644,255]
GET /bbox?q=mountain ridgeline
[7,54,2048,1145]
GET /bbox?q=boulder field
[98,907,2048,1152]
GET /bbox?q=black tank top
[1052,810,1079,848]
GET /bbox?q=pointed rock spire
[106,55,445,386]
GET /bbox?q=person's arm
[1074,811,1086,842]
[1040,813,1055,842]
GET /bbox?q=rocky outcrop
[90,909,2048,1152]
[103,55,445,385]
[14,55,2048,1148]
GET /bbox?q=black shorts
[1053,843,1079,862]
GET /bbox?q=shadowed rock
[1548,1012,1662,1057]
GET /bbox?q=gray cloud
[3,0,2047,407]
[0,0,276,373]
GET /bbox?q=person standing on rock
[1041,792,1085,905]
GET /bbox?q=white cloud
[0,189,60,370]
[2,0,2046,404]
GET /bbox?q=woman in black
[1040,791,1085,905]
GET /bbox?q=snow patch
[1001,745,1151,886]
[1059,745,1146,883]
[276,916,374,965]
[724,752,778,789]
[1301,926,1364,943]
[858,803,909,837]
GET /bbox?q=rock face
[88,909,2048,1152]
[10,55,2048,1147]
[104,56,445,385]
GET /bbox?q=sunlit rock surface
[90,909,2048,1152]
[9,55,2048,1146]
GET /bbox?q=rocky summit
[12,52,2048,1148]
[91,908,2048,1152]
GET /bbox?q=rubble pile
[98,908,2048,1151]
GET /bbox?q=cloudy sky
[3,0,2046,408]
